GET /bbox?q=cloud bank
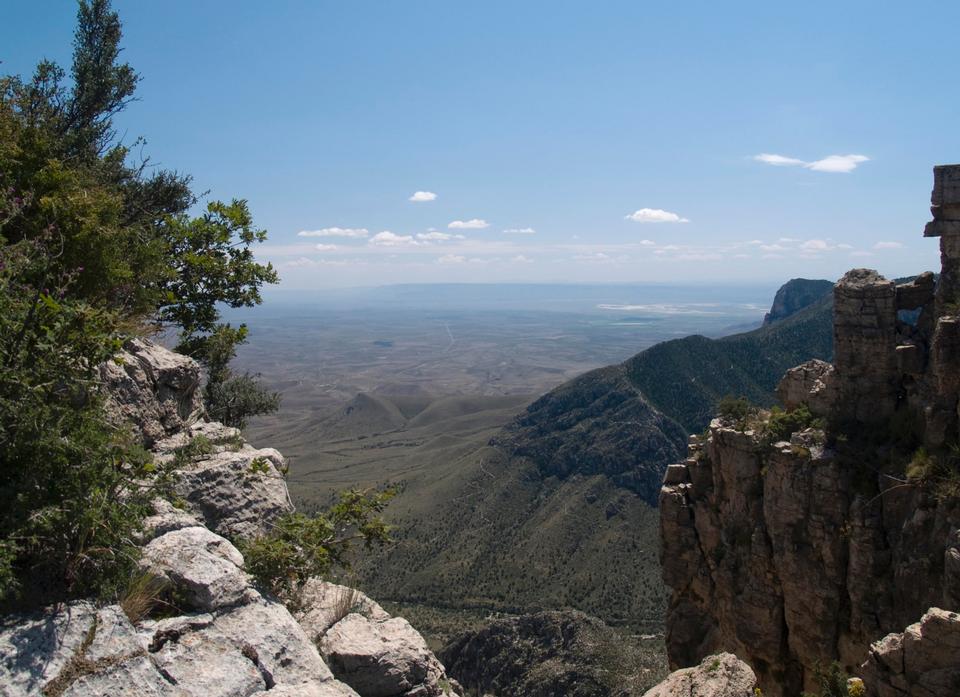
[298,227,369,238]
[754,153,870,173]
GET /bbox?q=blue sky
[4,1,956,288]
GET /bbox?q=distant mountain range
[354,278,835,635]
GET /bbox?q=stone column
[833,269,898,421]
[924,164,960,315]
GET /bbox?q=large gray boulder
[642,653,757,697]
[154,422,293,540]
[296,580,390,642]
[860,607,960,696]
[140,526,250,612]
[0,602,180,697]
[99,338,205,448]
[320,613,458,697]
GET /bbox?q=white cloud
[753,153,870,173]
[837,243,853,250]
[800,239,831,251]
[747,239,764,246]
[760,243,788,252]
[874,241,904,249]
[625,208,690,223]
[314,243,338,252]
[437,254,466,264]
[417,231,464,241]
[638,239,656,246]
[409,191,437,202]
[574,252,612,261]
[449,219,489,229]
[511,255,533,263]
[369,231,423,247]
[284,257,318,268]
[503,227,536,235]
[282,256,353,268]
[298,227,369,238]
[808,155,870,173]
[754,153,807,167]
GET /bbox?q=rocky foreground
[0,339,461,697]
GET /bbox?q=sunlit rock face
[1,339,461,697]
[659,165,960,697]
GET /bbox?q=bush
[761,404,824,447]
[0,0,278,607]
[716,395,757,430]
[241,489,395,604]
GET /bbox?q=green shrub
[761,404,824,447]
[0,0,279,608]
[717,395,757,430]
[241,489,395,604]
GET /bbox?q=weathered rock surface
[860,608,960,697]
[440,610,665,697]
[140,526,250,612]
[776,358,836,415]
[321,613,458,697]
[641,653,757,697]
[1,339,455,697]
[762,278,834,326]
[296,580,390,642]
[153,422,293,541]
[99,338,205,447]
[661,166,960,696]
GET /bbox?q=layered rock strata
[659,165,960,696]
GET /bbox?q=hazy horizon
[4,1,951,288]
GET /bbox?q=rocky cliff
[0,340,461,697]
[658,165,960,696]
[762,278,834,326]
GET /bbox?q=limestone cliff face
[659,165,960,697]
[1,339,461,697]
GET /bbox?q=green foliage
[0,0,279,607]
[625,293,833,432]
[760,404,824,447]
[717,395,757,430]
[206,370,281,430]
[0,236,179,606]
[241,489,395,603]
[906,445,960,503]
[799,661,856,697]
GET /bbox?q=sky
[3,1,957,288]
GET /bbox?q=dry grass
[119,571,170,624]
[331,584,361,624]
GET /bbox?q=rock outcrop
[439,610,667,697]
[762,278,834,326]
[860,608,960,697]
[641,653,757,697]
[659,165,960,696]
[1,339,460,697]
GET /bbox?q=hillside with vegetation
[349,279,835,639]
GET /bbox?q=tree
[0,0,280,606]
[157,199,281,427]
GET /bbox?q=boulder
[99,338,204,447]
[0,602,177,697]
[320,613,455,697]
[140,527,250,612]
[296,580,390,642]
[642,653,757,697]
[860,608,960,697]
[158,422,293,538]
